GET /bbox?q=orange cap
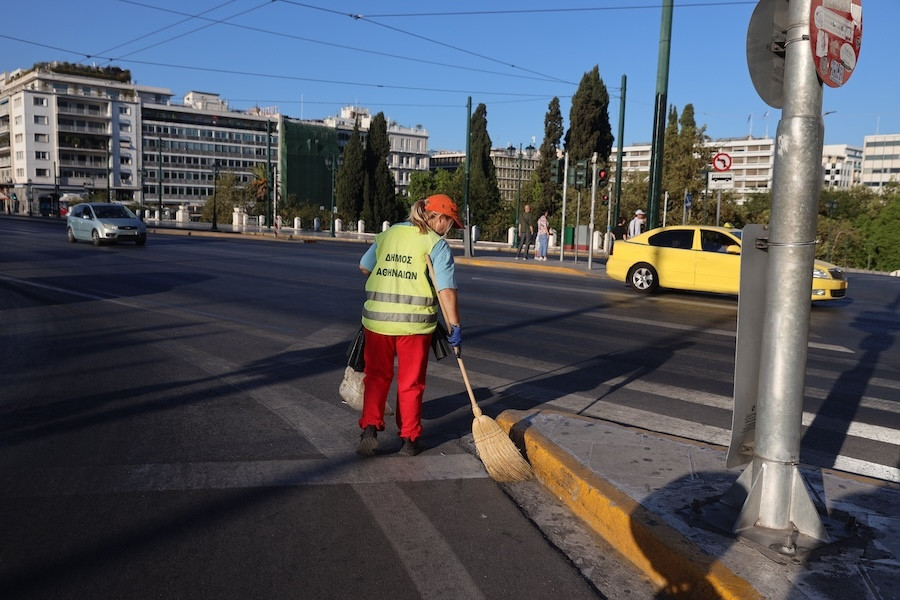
[424,194,462,228]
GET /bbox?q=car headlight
[102,223,118,232]
[812,267,829,279]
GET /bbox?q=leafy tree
[200,172,247,223]
[335,118,365,222]
[248,163,270,216]
[407,171,435,203]
[467,104,502,237]
[537,97,564,216]
[564,66,613,164]
[661,104,710,225]
[366,112,403,229]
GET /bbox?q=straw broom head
[472,413,533,482]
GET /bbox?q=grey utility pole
[732,0,829,542]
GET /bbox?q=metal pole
[514,144,523,248]
[211,162,219,231]
[266,120,272,229]
[559,152,569,261]
[613,74,627,227]
[736,0,828,541]
[646,0,673,229]
[463,97,473,257]
[158,140,163,219]
[329,154,336,238]
[106,142,111,202]
[588,153,598,270]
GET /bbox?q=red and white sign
[713,152,732,172]
[810,0,862,88]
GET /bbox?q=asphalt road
[1,218,897,598]
[0,218,658,600]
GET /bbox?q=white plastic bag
[340,367,392,414]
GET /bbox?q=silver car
[66,202,147,246]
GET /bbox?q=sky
[3,1,897,153]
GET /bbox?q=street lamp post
[826,199,838,263]
[84,180,93,202]
[211,161,219,231]
[506,142,535,246]
[325,154,337,237]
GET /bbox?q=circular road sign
[713,153,733,172]
[810,0,862,88]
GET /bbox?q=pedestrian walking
[536,208,550,260]
[356,194,463,457]
[515,204,534,260]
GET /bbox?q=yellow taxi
[605,225,848,301]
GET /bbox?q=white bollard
[357,219,365,234]
[592,230,603,252]
[549,231,557,248]
[508,226,515,245]
[334,218,343,233]
[258,215,265,226]
[233,207,242,229]
[294,217,301,230]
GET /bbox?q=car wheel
[66,227,77,243]
[628,263,659,293]
[91,229,101,246]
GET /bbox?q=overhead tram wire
[0,32,564,101]
[357,2,758,18]
[85,0,244,65]
[116,0,568,85]
[276,0,575,86]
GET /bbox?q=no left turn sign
[713,152,732,172]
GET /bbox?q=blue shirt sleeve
[360,242,377,272]
[429,239,456,291]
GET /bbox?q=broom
[426,256,532,483]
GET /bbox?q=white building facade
[861,134,900,191]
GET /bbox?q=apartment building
[611,136,866,200]
[430,146,540,205]
[861,134,900,191]
[823,144,863,189]
[322,105,430,197]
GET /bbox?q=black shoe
[399,437,423,456]
[357,425,378,456]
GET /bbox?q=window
[34,133,49,143]
[34,115,49,125]
[35,168,49,177]
[15,133,23,143]
[14,115,22,125]
[33,96,48,106]
[35,151,49,160]
[13,97,22,107]
[119,106,131,115]
[648,229,694,250]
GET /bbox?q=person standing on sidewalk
[628,209,646,239]
[515,204,534,260]
[356,194,463,457]
[535,208,550,261]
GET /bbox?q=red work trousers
[359,328,431,441]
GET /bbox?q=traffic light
[549,158,563,184]
[598,168,608,188]
[601,193,609,206]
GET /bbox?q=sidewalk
[496,409,899,600]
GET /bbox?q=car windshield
[93,205,134,219]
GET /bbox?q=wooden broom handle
[425,255,482,417]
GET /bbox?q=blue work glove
[447,324,462,348]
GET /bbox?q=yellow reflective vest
[362,224,442,336]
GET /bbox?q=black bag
[432,321,452,361]
[346,325,365,372]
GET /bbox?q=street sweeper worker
[356,194,462,457]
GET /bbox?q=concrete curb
[497,409,762,600]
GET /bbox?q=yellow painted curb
[497,409,762,600]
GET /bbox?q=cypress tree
[336,119,365,222]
